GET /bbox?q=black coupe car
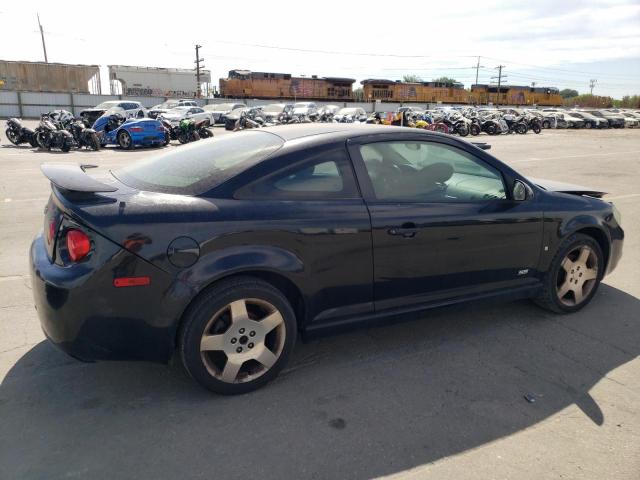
[30,125,623,394]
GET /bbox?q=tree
[433,76,459,85]
[560,88,579,99]
[353,87,365,101]
[402,74,422,83]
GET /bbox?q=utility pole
[195,45,204,98]
[491,65,506,105]
[474,56,484,85]
[531,81,537,88]
[37,14,48,63]
[589,79,597,95]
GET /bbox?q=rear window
[113,131,283,195]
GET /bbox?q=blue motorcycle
[92,110,168,149]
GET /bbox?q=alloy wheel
[556,245,599,306]
[200,298,286,383]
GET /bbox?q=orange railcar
[361,79,470,104]
[219,69,355,101]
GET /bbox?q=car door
[348,135,543,311]
[234,143,374,325]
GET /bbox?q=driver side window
[359,141,506,202]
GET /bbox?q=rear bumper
[30,232,187,363]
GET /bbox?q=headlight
[612,204,622,225]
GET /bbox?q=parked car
[558,112,585,129]
[203,103,246,124]
[80,101,146,126]
[617,112,639,128]
[292,102,318,118]
[92,109,167,149]
[31,124,623,394]
[568,111,608,129]
[159,106,214,125]
[224,107,265,130]
[148,100,198,119]
[333,107,367,123]
[582,110,625,128]
[541,112,563,129]
[260,103,294,123]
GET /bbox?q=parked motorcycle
[503,114,528,134]
[5,118,38,147]
[177,118,200,143]
[233,111,262,131]
[195,118,214,139]
[68,119,100,150]
[34,114,75,152]
[525,115,542,134]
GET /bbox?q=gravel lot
[0,124,639,480]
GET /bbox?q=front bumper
[30,232,185,363]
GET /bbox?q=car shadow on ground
[1,284,638,479]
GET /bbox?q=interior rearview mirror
[513,180,532,201]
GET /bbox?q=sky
[1,0,639,98]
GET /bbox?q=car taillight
[47,220,57,243]
[66,229,91,262]
[129,127,143,132]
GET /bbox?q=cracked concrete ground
[0,125,639,480]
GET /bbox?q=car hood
[529,177,607,198]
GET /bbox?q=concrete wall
[0,91,440,119]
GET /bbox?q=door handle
[388,223,419,238]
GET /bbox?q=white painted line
[0,275,30,282]
[606,193,640,201]
[2,197,47,203]
[511,150,640,163]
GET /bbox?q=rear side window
[237,148,359,200]
[114,131,283,195]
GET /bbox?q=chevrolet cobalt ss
[30,125,623,394]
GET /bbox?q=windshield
[294,103,311,108]
[207,103,234,111]
[154,102,178,110]
[114,131,284,195]
[337,108,357,115]
[263,104,285,113]
[166,107,191,114]
[95,101,120,109]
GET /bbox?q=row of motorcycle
[381,108,542,137]
[6,112,100,152]
[5,109,215,152]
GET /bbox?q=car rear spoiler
[41,164,118,193]
[471,142,491,150]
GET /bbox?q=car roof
[258,123,419,142]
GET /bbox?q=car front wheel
[179,276,297,394]
[534,233,603,313]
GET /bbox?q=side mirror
[513,180,533,201]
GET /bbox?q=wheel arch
[172,268,307,351]
[574,226,610,270]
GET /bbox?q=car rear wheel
[117,130,133,149]
[534,233,603,313]
[179,276,297,394]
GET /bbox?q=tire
[178,276,297,394]
[516,123,527,134]
[164,132,170,146]
[485,124,497,135]
[178,133,189,144]
[532,124,541,134]
[61,140,71,153]
[88,133,100,151]
[29,135,39,147]
[534,233,604,314]
[584,122,592,129]
[191,131,200,142]
[6,129,20,145]
[470,124,481,136]
[542,120,551,129]
[36,131,47,150]
[117,130,133,150]
[457,124,469,137]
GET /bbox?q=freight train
[219,69,355,101]
[218,70,563,106]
